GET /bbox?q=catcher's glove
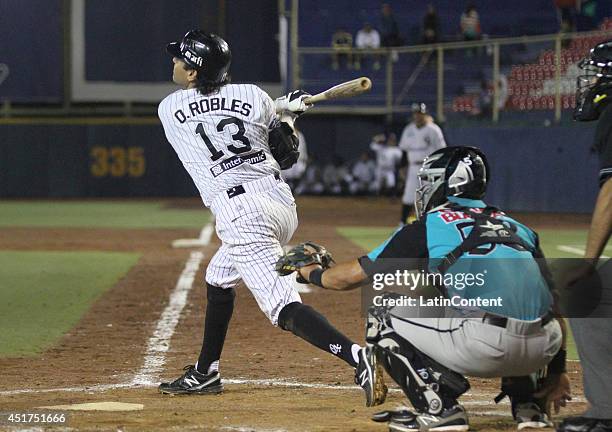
[275,241,334,283]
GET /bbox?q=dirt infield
[0,197,588,431]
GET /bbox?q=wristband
[308,268,325,288]
[548,348,567,374]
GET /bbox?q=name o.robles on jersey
[174,97,253,123]
[159,84,280,206]
[210,150,267,177]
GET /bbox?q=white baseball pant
[207,174,301,325]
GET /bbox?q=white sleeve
[256,86,277,128]
[393,147,403,162]
[430,125,447,150]
[157,96,173,138]
[355,31,364,48]
[372,30,381,48]
[398,126,412,151]
[370,141,382,152]
[297,130,308,159]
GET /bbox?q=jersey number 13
[195,117,252,161]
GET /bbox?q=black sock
[196,284,235,374]
[278,302,359,367]
[401,204,412,223]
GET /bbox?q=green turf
[337,226,398,253]
[337,225,590,360]
[337,227,591,258]
[0,250,140,357]
[0,201,210,229]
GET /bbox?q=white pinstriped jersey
[398,121,447,165]
[158,84,281,206]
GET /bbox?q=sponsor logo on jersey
[209,150,267,177]
[479,220,512,238]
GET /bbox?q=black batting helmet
[574,40,612,122]
[167,30,231,85]
[415,146,489,219]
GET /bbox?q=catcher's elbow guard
[269,122,299,170]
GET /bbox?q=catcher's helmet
[415,146,489,220]
[574,40,612,122]
[167,30,231,85]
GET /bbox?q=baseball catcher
[277,146,571,431]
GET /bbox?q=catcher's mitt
[275,241,334,283]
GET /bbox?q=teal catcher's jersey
[359,197,553,320]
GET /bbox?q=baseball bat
[304,77,372,104]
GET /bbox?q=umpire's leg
[570,318,612,418]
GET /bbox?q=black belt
[482,311,554,329]
[226,173,281,199]
[226,185,246,198]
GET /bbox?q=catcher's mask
[574,40,612,122]
[415,146,489,220]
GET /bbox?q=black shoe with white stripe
[388,405,469,432]
[158,365,223,395]
[355,346,387,407]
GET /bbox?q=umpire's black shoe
[557,417,612,432]
[372,407,417,423]
[355,346,387,407]
[158,365,223,395]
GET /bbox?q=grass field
[0,199,592,430]
[337,225,593,360]
[0,200,213,357]
[0,250,140,356]
[337,226,591,258]
[0,201,209,229]
[0,202,590,361]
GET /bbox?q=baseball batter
[156,30,384,406]
[398,103,447,223]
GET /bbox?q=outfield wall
[0,122,197,198]
[0,120,600,213]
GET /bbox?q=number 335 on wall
[90,146,146,178]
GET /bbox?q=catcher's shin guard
[376,330,470,415]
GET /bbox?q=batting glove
[274,90,313,116]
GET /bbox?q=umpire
[561,41,612,432]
